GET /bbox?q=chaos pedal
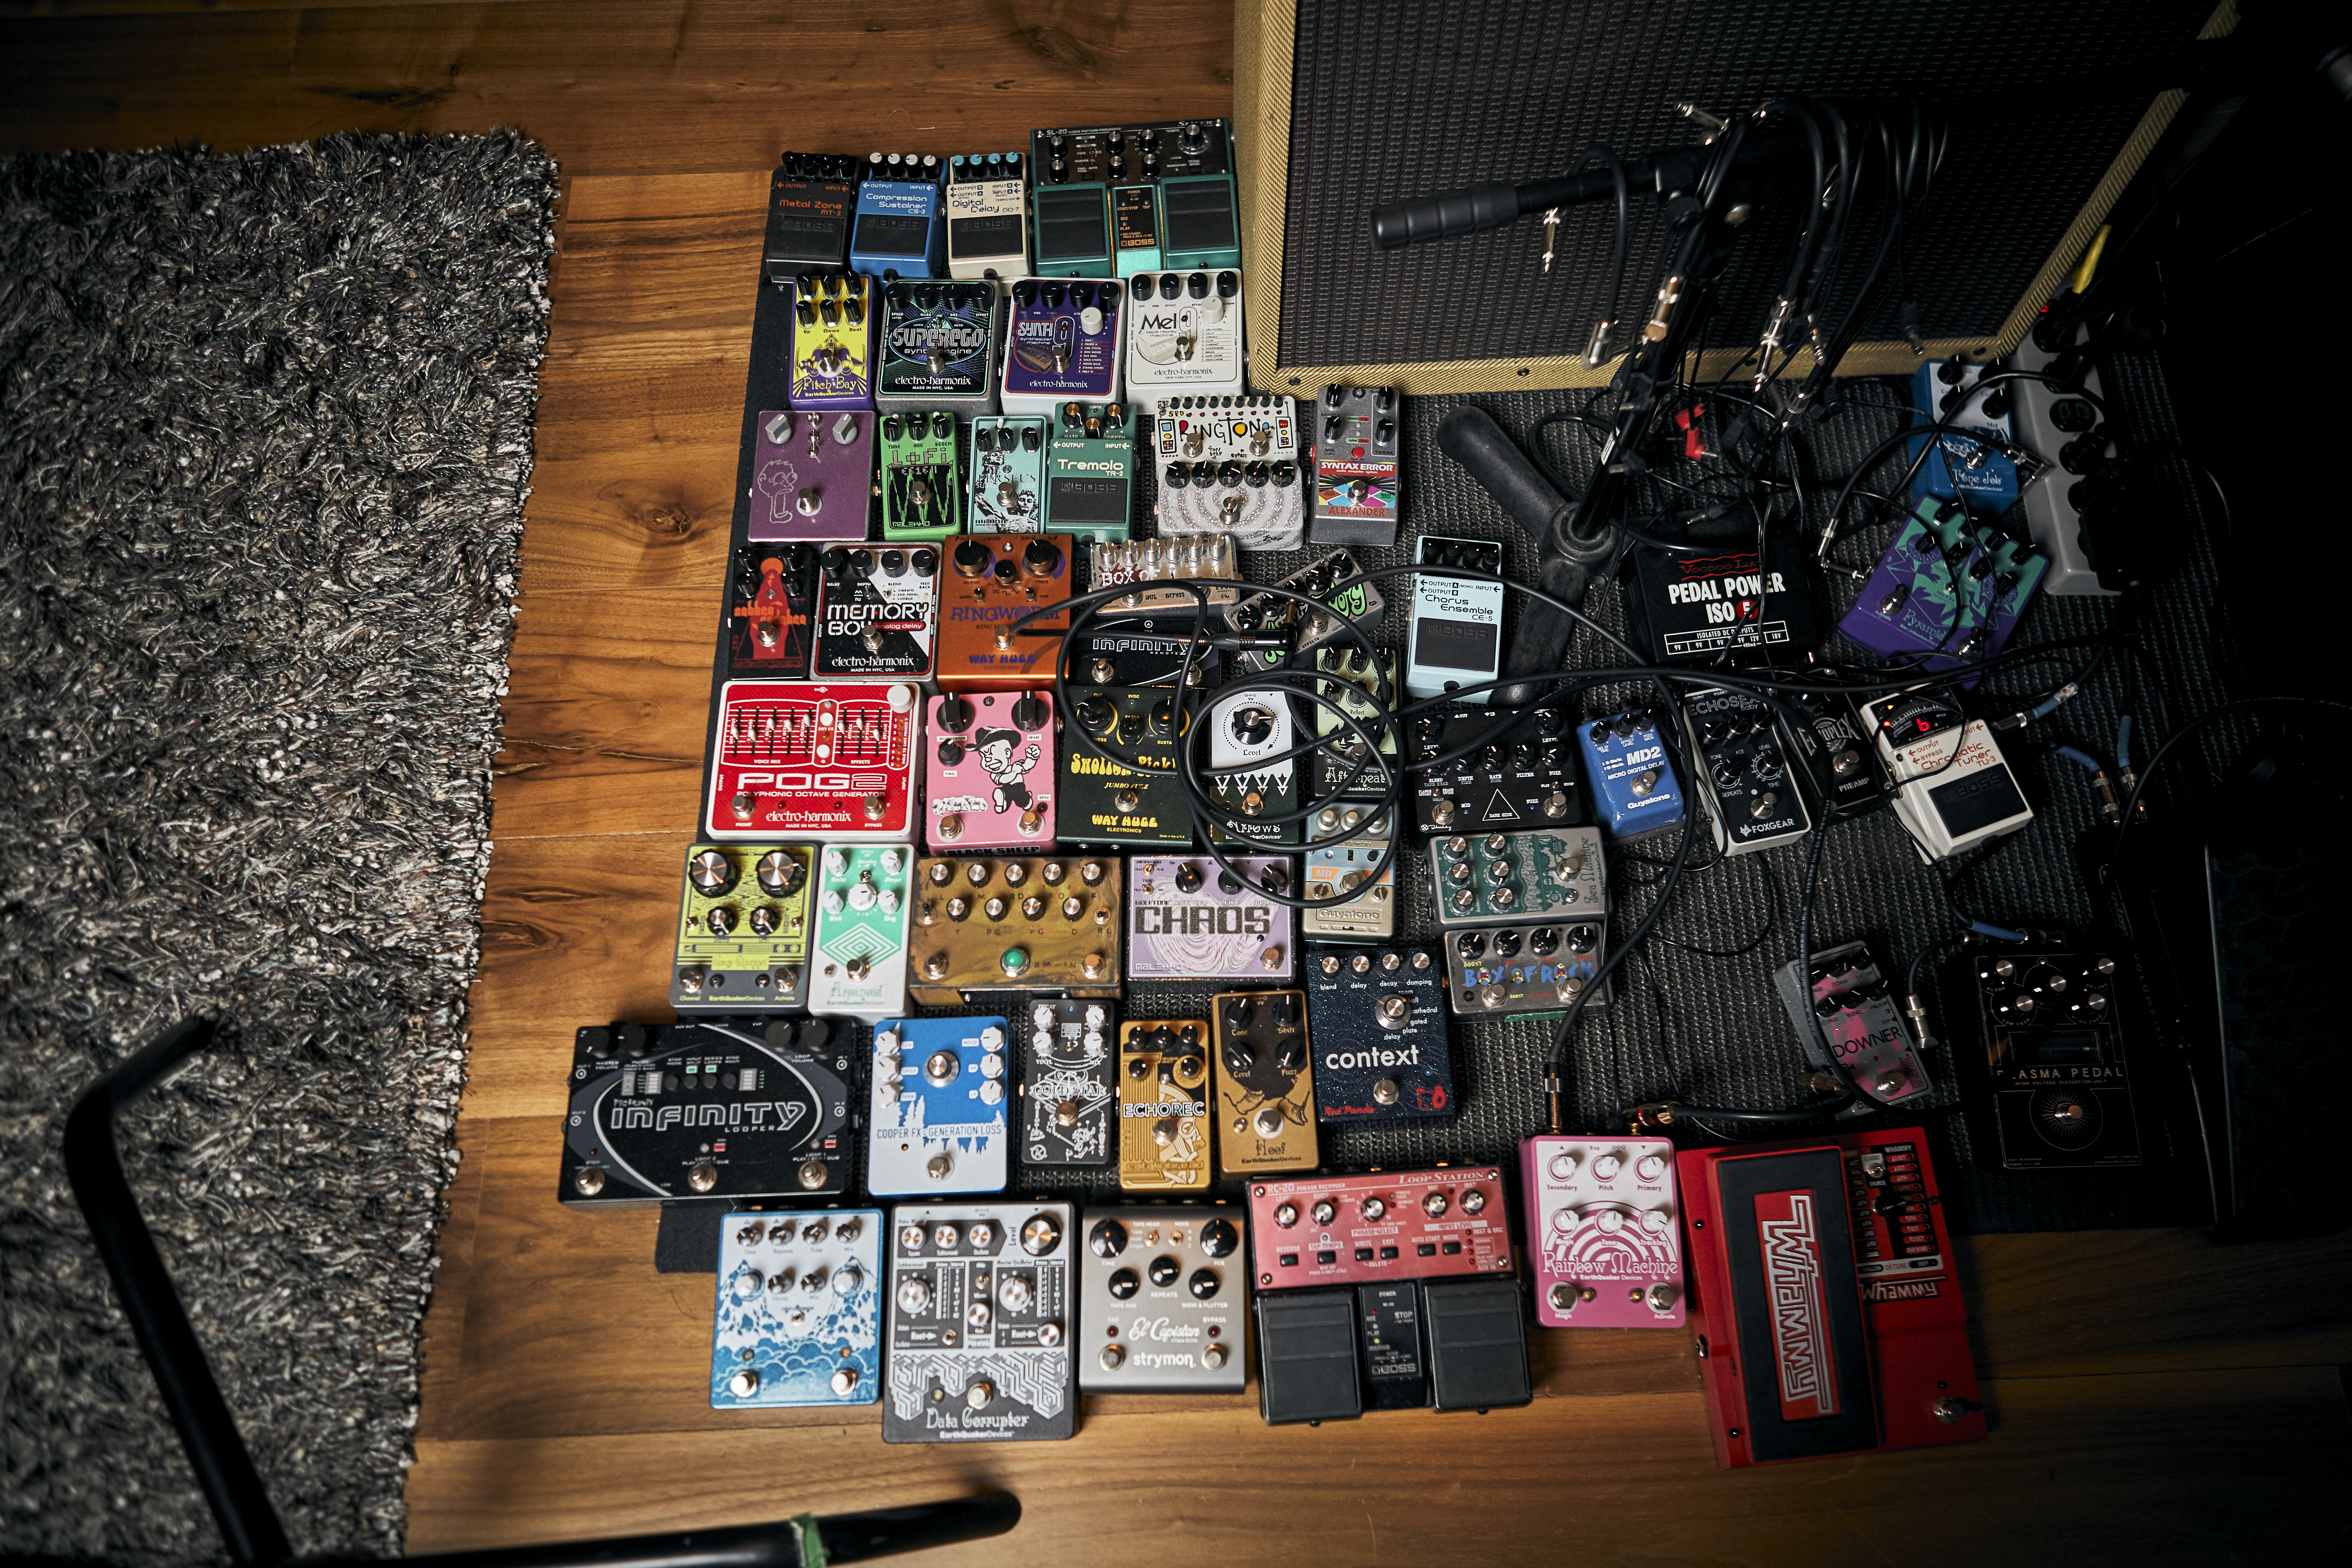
[806,842,914,1021]
[1307,646,1400,802]
[849,152,945,279]
[1408,703,1582,834]
[1304,946,1455,1125]
[1000,278,1122,415]
[1041,400,1135,541]
[1444,920,1606,1018]
[944,151,1029,280]
[1248,1166,1509,1289]
[967,415,1048,532]
[1864,688,2033,860]
[1019,999,1116,1169]
[1428,827,1606,929]
[876,280,1002,415]
[1088,534,1239,618]
[1777,688,1889,820]
[1128,854,1296,983]
[1121,269,1245,414]
[764,152,863,278]
[704,680,919,842]
[811,544,939,681]
[907,854,1122,1006]
[878,411,962,541]
[1203,687,1301,848]
[1577,708,1687,844]
[672,843,814,1011]
[1406,535,1505,704]
[867,1016,1013,1196]
[1774,940,1933,1108]
[1839,500,2050,679]
[1302,806,1395,944]
[1059,686,1192,851]
[1684,686,1812,856]
[748,408,875,544]
[1520,1136,1683,1328]
[934,533,1072,690]
[1952,948,2141,1170]
[1309,384,1404,548]
[1116,1018,1211,1192]
[711,1209,884,1409]
[1623,538,1822,665]
[924,692,1057,853]
[1212,989,1317,1177]
[882,1202,1077,1444]
[786,272,876,410]
[1255,1288,1362,1425]
[1079,1208,1246,1392]
[726,543,820,679]
[560,1018,853,1206]
[1151,393,1304,551]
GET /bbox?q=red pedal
[704,679,920,842]
[1246,1166,1510,1291]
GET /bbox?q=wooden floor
[7,4,2348,1562]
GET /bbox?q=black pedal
[1070,627,1224,691]
[1255,1288,1363,1425]
[1310,647,1400,802]
[1624,534,1821,664]
[1682,686,1811,856]
[1304,946,1456,1126]
[812,544,939,680]
[1356,1282,1427,1410]
[1422,1276,1534,1412]
[726,542,821,679]
[1952,949,2142,1170]
[1408,703,1582,834]
[1017,999,1116,1169]
[1777,688,1889,819]
[764,152,864,278]
[1772,940,1933,1110]
[1229,547,1387,678]
[1203,687,1301,848]
[1058,686,1193,849]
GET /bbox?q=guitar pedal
[806,843,914,1021]
[1520,1135,1683,1327]
[1408,703,1581,834]
[1577,708,1687,844]
[1304,946,1454,1125]
[672,843,814,1011]
[1444,921,1606,1018]
[878,411,962,541]
[1232,550,1388,679]
[764,153,863,278]
[1211,989,1316,1177]
[867,1016,1012,1197]
[811,544,938,681]
[1308,647,1399,802]
[1778,688,1889,820]
[1122,270,1244,414]
[1203,686,1300,848]
[935,534,1072,691]
[711,1208,884,1409]
[725,543,820,679]
[1127,854,1296,982]
[786,272,876,410]
[1058,687,1192,850]
[1000,278,1122,415]
[1302,806,1395,943]
[907,855,1121,1006]
[1152,393,1303,550]
[1035,121,1238,275]
[1069,626,1223,691]
[849,152,945,279]
[1247,1166,1509,1289]
[1041,400,1135,541]
[1864,688,2034,860]
[1078,1207,1247,1392]
[704,680,918,842]
[1952,948,2141,1170]
[876,280,1002,415]
[1406,536,1504,703]
[1309,384,1404,548]
[1428,827,1606,929]
[924,692,1056,853]
[1774,940,1933,1108]
[1153,120,1240,271]
[747,408,874,544]
[967,415,1047,532]
[1684,686,1812,856]
[1027,130,1115,276]
[882,1202,1076,1443]
[1088,534,1239,618]
[944,151,1029,280]
[1839,499,2049,680]
[1019,999,1115,1169]
[1117,1018,1211,1192]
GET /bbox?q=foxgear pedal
[1683,686,1812,856]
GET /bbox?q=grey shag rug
[1,132,555,1564]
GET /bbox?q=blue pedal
[866,1015,1011,1197]
[850,154,946,279]
[711,1209,884,1409]
[1577,709,1687,844]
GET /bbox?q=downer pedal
[1683,686,1812,856]
[1211,989,1316,1177]
[672,844,814,1011]
[1020,999,1115,1169]
[1248,1166,1508,1289]
[1520,1136,1683,1327]
[712,1209,884,1409]
[1778,689,1888,821]
[1309,384,1404,548]
[1952,949,2141,1170]
[1864,688,2033,860]
[812,544,938,681]
[1578,709,1687,844]
[748,409,874,544]
[1203,687,1301,848]
[1122,270,1244,415]
[882,1202,1076,1443]
[787,273,876,411]
[1445,921,1605,1018]
[967,415,1047,532]
[1128,854,1296,982]
[1000,279,1122,415]
[1305,946,1455,1126]
[806,843,914,1021]
[705,680,918,843]
[1406,536,1504,704]
[1152,393,1304,551]
[1409,704,1581,834]
[849,152,945,279]
[726,544,819,679]
[1429,827,1606,930]
[1118,1018,1212,1192]
[765,153,863,278]
[878,412,962,541]
[935,535,1073,691]
[867,1016,1012,1197]
[560,1018,853,1206]
[1840,500,2050,680]
[1302,805,1395,944]
[924,692,1056,853]
[1079,1208,1246,1392]
[908,855,1121,1006]
[1677,1130,1987,1468]
[1774,940,1933,1108]
[1042,400,1136,541]
[876,280,1001,415]
[945,152,1029,280]
[1060,687,1192,851]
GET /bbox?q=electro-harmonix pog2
[704,680,918,843]
[747,409,874,545]
[882,1202,1076,1443]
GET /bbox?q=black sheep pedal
[1127,854,1296,983]
[876,279,1002,416]
[812,544,939,681]
[1310,385,1404,548]
[1305,946,1455,1126]
[765,153,863,278]
[1203,687,1301,848]
[945,151,1029,281]
[1409,704,1582,834]
[1020,999,1115,1169]
[1117,1018,1211,1192]
[1421,1276,1533,1413]
[882,1202,1076,1443]
[1445,921,1606,1018]
[1059,687,1192,850]
[967,415,1047,532]
[1041,400,1135,542]
[879,412,962,542]
[1952,949,2141,1170]
[1302,805,1395,944]
[1778,688,1888,820]
[1078,1208,1246,1392]
[1773,941,1932,1108]
[1150,392,1303,550]
[726,543,820,679]
[924,692,1056,853]
[672,843,814,1011]
[1230,549,1389,681]
[907,854,1121,1006]
[1683,686,1811,856]
[1211,989,1317,1178]
[1255,1288,1362,1425]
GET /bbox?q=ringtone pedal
[944,151,1029,281]
[1212,989,1317,1177]
[1302,805,1395,943]
[1444,920,1606,1018]
[849,152,945,279]
[1117,1018,1211,1192]
[924,692,1056,853]
[1683,686,1812,856]
[1406,535,1503,704]
[1128,854,1296,982]
[1041,400,1135,541]
[1429,827,1606,929]
[907,854,1121,1006]
[712,1209,883,1409]
[1122,270,1244,414]
[704,680,918,843]
[672,844,814,1011]
[1152,393,1303,550]
[1520,1135,1683,1327]
[1000,279,1122,415]
[1304,946,1454,1125]
[1577,708,1687,844]
[967,416,1047,532]
[1408,703,1581,834]
[876,280,1001,415]
[878,412,962,541]
[726,543,820,679]
[1019,999,1116,1169]
[1078,1208,1246,1393]
[1059,687,1192,850]
[786,273,876,410]
[1773,940,1932,1108]
[867,1016,1012,1197]
[806,843,914,1021]
[882,1202,1076,1443]
[1309,384,1404,548]
[1248,1166,1508,1289]
[747,409,874,544]
[812,544,939,681]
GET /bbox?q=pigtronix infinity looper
[786,273,876,411]
[747,409,874,545]
[1000,279,1122,415]
[1520,1136,1683,1327]
[924,692,1056,854]
[1309,384,1404,548]
[945,151,1029,280]
[764,152,863,278]
[850,152,945,279]
[876,280,1001,415]
[867,1016,1012,1197]
[1153,393,1303,551]
[1079,1208,1246,1393]
[1122,270,1245,415]
[672,843,814,1011]
[705,680,919,843]
[882,1203,1076,1443]
[1303,946,1455,1126]
[1406,536,1504,704]
[711,1209,883,1409]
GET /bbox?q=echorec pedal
[1059,687,1192,850]
[1683,686,1812,856]
[1117,1018,1211,1192]
[867,1016,1012,1197]
[1409,703,1582,834]
[1428,826,1606,930]
[1122,269,1244,414]
[1211,989,1317,1177]
[786,273,876,410]
[1864,688,2033,860]
[1128,854,1296,983]
[1000,278,1122,415]
[726,544,819,679]
[672,843,814,1011]
[1952,949,2141,1170]
[944,151,1029,280]
[1019,999,1115,1169]
[1302,805,1395,944]
[1247,1166,1509,1290]
[560,1018,853,1206]
[1520,1136,1683,1328]
[907,855,1122,1006]
[1079,1208,1246,1393]
[924,692,1056,853]
[1041,400,1135,541]
[765,153,863,278]
[935,534,1072,691]
[878,412,962,541]
[1406,535,1504,703]
[1309,384,1404,548]
[1203,687,1301,848]
[1773,940,1933,1108]
[811,544,939,681]
[967,415,1047,532]
[876,280,1001,415]
[747,409,874,545]
[849,152,945,279]
[1152,394,1304,551]
[1777,688,1889,820]
[806,843,914,1021]
[711,1209,884,1410]
[882,1202,1076,1444]
[1304,946,1455,1126]
[704,680,918,843]
[1444,920,1605,1018]
[1577,708,1687,844]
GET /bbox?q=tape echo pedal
[1953,950,2141,1169]
[1248,1166,1508,1290]
[1520,1136,1682,1327]
[1122,270,1244,414]
[1079,1208,1246,1392]
[1309,384,1403,548]
[882,1202,1076,1444]
[1684,686,1812,856]
[876,280,1001,415]
[806,843,914,1021]
[560,1018,853,1206]
[1577,709,1687,844]
[787,273,875,410]
[1302,805,1395,943]
[1444,920,1605,1018]
[849,152,945,279]
[1088,534,1239,619]
[867,1016,1012,1197]
[908,855,1122,1006]
[1042,400,1135,541]
[1127,854,1296,982]
[748,409,874,545]
[1203,687,1301,848]
[1777,689,1888,820]
[1211,989,1317,1177]
[1117,1018,1211,1192]
[1429,827,1606,930]
[811,544,938,681]
[1304,946,1455,1126]
[1406,536,1504,703]
[1020,999,1115,1169]
[1773,940,1933,1108]
[1409,704,1582,834]
[1059,687,1193,850]
[878,412,962,541]
[765,153,863,277]
[672,844,814,1011]
[1865,689,2034,860]
[711,1209,884,1409]
[726,544,818,680]
[705,680,919,842]
[1000,279,1122,415]
[925,692,1056,853]
[1152,393,1304,551]
[934,534,1072,691]
[944,152,1029,281]
[967,415,1046,532]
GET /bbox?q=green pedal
[1428,827,1607,928]
[807,842,915,1022]
[880,410,963,541]
[672,844,816,1011]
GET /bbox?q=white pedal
[1122,268,1244,414]
[806,842,914,1021]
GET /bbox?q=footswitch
[672,844,814,1011]
[1777,689,1888,820]
[1122,270,1245,414]
[1203,687,1301,848]
[867,1016,1012,1196]
[1420,1276,1534,1413]
[1951,949,2141,1169]
[1309,384,1403,548]
[1116,1018,1211,1192]
[1152,393,1303,550]
[1302,806,1396,943]
[1059,687,1193,850]
[1444,921,1606,1018]
[1211,989,1317,1177]
[1078,1208,1247,1393]
[1520,1135,1683,1327]
[1406,536,1504,704]
[1256,1276,1530,1424]
[812,544,939,681]
[748,409,874,544]
[908,855,1121,1006]
[1019,1000,1115,1169]
[1041,401,1136,540]
[786,273,875,410]
[967,416,1047,532]
[1577,709,1687,843]
[1683,686,1812,856]
[1304,946,1455,1126]
[1773,940,1932,1107]
[1864,688,2033,860]
[944,151,1030,281]
[1128,854,1296,982]
[727,544,820,678]
[924,692,1056,854]
[1028,161,1113,277]
[1255,1288,1362,1424]
[935,534,1072,691]
[806,844,914,1021]
[876,280,1001,415]
[705,681,919,842]
[1839,499,2049,679]
[764,153,863,278]
[1247,1166,1508,1289]
[878,412,962,541]
[1000,278,1122,415]
[1428,827,1606,929]
[882,1202,1076,1443]
[1409,704,1581,834]
[711,1209,883,1409]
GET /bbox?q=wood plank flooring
[6,3,2347,1561]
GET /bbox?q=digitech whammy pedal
[811,544,938,681]
[747,408,874,544]
[1304,946,1455,1125]
[945,152,1029,280]
[849,152,945,279]
[1864,687,2033,859]
[712,1209,883,1409]
[560,1018,853,1205]
[672,844,813,1011]
[1777,688,1888,820]
[1409,703,1582,834]
[908,855,1121,1006]
[1521,1136,1682,1327]
[1079,1208,1246,1392]
[1247,1166,1508,1289]
[1444,919,1605,1018]
[1211,989,1316,1176]
[1774,940,1932,1108]
[726,543,819,679]
[1683,686,1812,856]
[1429,826,1606,930]
[765,153,863,278]
[1020,999,1115,1169]
[1059,687,1192,850]
[1042,400,1135,541]
[967,415,1046,532]
[1952,948,2141,1170]
[1153,394,1304,551]
[924,692,1055,853]
[1117,1018,1211,1192]
[1577,708,1687,844]
[876,280,1001,415]
[867,1016,1011,1197]
[1128,854,1296,982]
[1309,384,1404,548]
[882,1202,1076,1444]
[806,843,914,1021]
[1406,535,1504,703]
[1122,270,1244,414]
[704,680,918,843]
[878,412,962,541]
[935,535,1072,691]
[787,273,875,410]
[1302,805,1395,943]
[1839,500,2049,679]
[1203,687,1301,848]
[1000,279,1122,415]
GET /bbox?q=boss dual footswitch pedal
[1000,279,1122,415]
[876,280,1001,415]
[924,692,1055,852]
[1020,999,1115,1170]
[878,412,962,541]
[705,681,918,843]
[1152,394,1303,551]
[1577,709,1687,844]
[1520,1136,1684,1328]
[1059,687,1192,850]
[850,152,945,279]
[813,544,937,680]
[1774,940,1933,1108]
[672,844,813,1011]
[967,416,1046,531]
[711,1209,884,1410]
[944,152,1029,280]
[1409,703,1582,834]
[807,844,915,1021]
[1127,855,1295,983]
[908,855,1122,1006]
[867,1016,1012,1197]
[1865,688,2035,860]
[1952,949,2141,1170]
[1118,1018,1211,1192]
[787,273,876,410]
[882,1202,1076,1444]
[1684,686,1812,856]
[747,409,873,545]
[934,534,1072,691]
[765,153,864,277]
[1030,120,1239,277]
[1310,384,1404,548]
[1079,1208,1246,1392]
[1304,946,1455,1125]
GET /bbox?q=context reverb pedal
[878,412,961,542]
[849,152,945,279]
[1302,805,1395,944]
[944,152,1029,281]
[672,844,813,1011]
[1677,1130,1986,1469]
[1445,920,1605,1018]
[787,273,876,410]
[1059,687,1192,851]
[1864,688,2033,860]
[1577,708,1686,844]
[747,409,873,545]
[705,680,918,843]
[924,692,1056,853]
[1122,270,1244,414]
[1211,989,1317,1176]
[1079,1207,1246,1392]
[726,543,818,680]
[1020,999,1115,1169]
[1309,384,1404,548]
[882,1202,1076,1444]
[967,415,1046,532]
[765,152,863,278]
[1952,948,2140,1170]
[999,278,1122,415]
[1520,1136,1682,1328]
[712,1209,884,1409]
[1129,854,1296,983]
[1042,400,1135,541]
[1406,535,1504,704]
[1683,686,1812,856]
[560,1018,853,1206]
[1773,940,1933,1108]
[1839,499,2049,680]
[1118,1018,1212,1192]
[908,854,1121,1007]
[1248,1166,1508,1289]
[935,534,1072,691]
[1409,703,1581,835]
[867,1016,1011,1197]
[806,843,915,1022]
[1153,393,1304,551]
[1304,945,1455,1126]
[876,280,1001,416]
[1429,826,1606,930]
[812,543,938,681]
[1777,688,1888,820]
[1203,686,1301,848]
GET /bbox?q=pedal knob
[1359,1194,1386,1221]
[936,695,975,732]
[1200,1218,1239,1258]
[1090,1218,1128,1258]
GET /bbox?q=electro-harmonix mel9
[704,680,918,843]
[671,844,813,1011]
[747,409,874,545]
[882,1202,1076,1444]
[907,855,1122,1006]
[1122,270,1245,414]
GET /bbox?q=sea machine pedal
[711,1209,884,1409]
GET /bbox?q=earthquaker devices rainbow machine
[1519,1135,1684,1327]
